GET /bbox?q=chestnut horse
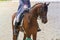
[12,3,49,40]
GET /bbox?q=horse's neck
[30,6,38,16]
[29,7,38,21]
[30,7,37,14]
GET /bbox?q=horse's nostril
[45,20,47,23]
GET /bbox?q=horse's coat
[12,3,49,40]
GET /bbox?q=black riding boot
[37,26,41,32]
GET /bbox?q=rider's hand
[24,4,28,9]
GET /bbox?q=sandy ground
[0,2,60,40]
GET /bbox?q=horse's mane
[29,3,43,14]
[31,3,48,12]
[31,3,43,8]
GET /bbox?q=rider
[14,0,41,35]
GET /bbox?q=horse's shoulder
[24,13,32,20]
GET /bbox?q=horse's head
[36,3,50,24]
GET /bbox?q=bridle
[39,4,47,19]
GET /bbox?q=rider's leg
[15,13,23,27]
[18,8,29,25]
[15,8,29,27]
[13,13,24,35]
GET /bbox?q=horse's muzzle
[42,18,48,24]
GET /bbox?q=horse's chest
[30,19,37,26]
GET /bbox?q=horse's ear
[44,2,46,5]
[46,2,50,6]
[44,2,50,6]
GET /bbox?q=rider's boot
[37,26,41,32]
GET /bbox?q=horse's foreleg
[13,34,17,40]
[32,33,37,40]
[26,33,31,40]
[23,31,31,40]
[23,33,26,40]
[13,28,19,40]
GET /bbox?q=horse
[12,3,49,40]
